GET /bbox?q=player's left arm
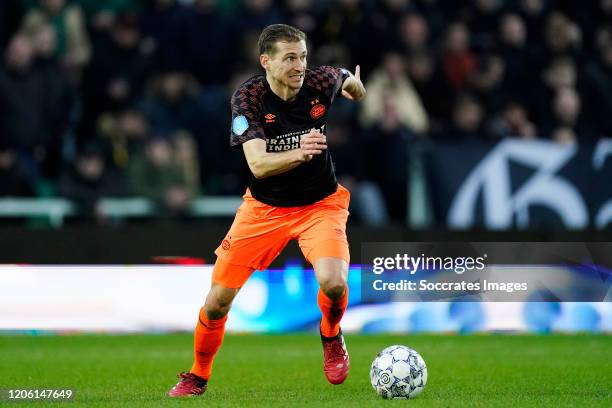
[341,65,366,101]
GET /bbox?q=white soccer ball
[370,345,427,399]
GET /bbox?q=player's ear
[260,54,269,70]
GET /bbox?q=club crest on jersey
[232,115,248,135]
[310,103,326,119]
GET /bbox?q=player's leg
[313,253,351,385]
[168,258,254,397]
[294,185,352,384]
[170,192,290,396]
[314,256,349,338]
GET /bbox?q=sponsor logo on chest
[266,125,326,152]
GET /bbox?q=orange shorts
[212,185,350,288]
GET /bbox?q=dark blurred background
[0,0,611,263]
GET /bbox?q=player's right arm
[243,130,327,179]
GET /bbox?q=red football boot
[321,328,350,384]
[167,372,208,397]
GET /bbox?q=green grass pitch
[0,333,610,407]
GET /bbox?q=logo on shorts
[221,239,231,250]
[334,228,344,237]
[310,99,326,119]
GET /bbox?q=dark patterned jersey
[230,66,349,207]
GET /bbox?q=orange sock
[190,308,228,380]
[318,287,348,337]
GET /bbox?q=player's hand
[300,129,327,161]
[342,65,366,101]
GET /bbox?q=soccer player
[168,23,366,397]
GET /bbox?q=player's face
[267,40,307,90]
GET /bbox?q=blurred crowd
[0,0,611,224]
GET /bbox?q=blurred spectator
[368,0,415,52]
[583,26,612,136]
[465,0,503,49]
[555,1,597,44]
[97,108,150,170]
[200,69,260,195]
[0,33,73,178]
[596,0,612,26]
[533,56,577,123]
[193,87,243,194]
[75,0,144,64]
[58,142,127,219]
[139,69,204,135]
[496,13,538,100]
[551,126,577,145]
[28,22,57,63]
[139,69,234,192]
[21,0,91,78]
[445,93,485,139]
[283,0,319,40]
[313,42,351,68]
[541,87,594,140]
[397,13,429,55]
[543,12,582,59]
[542,57,577,90]
[76,0,143,28]
[363,94,410,223]
[128,136,198,215]
[415,0,447,40]
[487,101,537,139]
[320,0,368,71]
[325,117,363,183]
[139,0,187,66]
[516,0,549,46]
[326,116,388,226]
[0,1,23,51]
[0,144,35,197]
[175,0,239,85]
[79,13,148,138]
[360,52,429,134]
[467,53,505,113]
[406,50,450,127]
[468,53,506,95]
[440,22,478,92]
[235,0,284,33]
[239,28,266,71]
[173,130,201,196]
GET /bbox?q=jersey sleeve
[307,66,350,102]
[229,83,265,147]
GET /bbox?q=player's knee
[315,257,348,300]
[320,275,348,300]
[204,286,236,319]
[204,298,231,319]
